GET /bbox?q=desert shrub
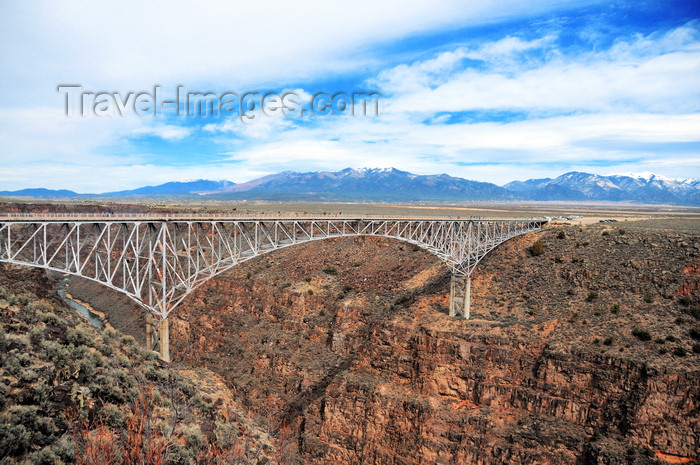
[632,328,652,341]
[602,230,609,236]
[352,260,363,267]
[78,358,97,381]
[3,354,23,376]
[342,284,353,293]
[603,337,614,346]
[665,335,677,342]
[143,349,159,362]
[32,381,52,411]
[14,294,32,306]
[679,295,691,307]
[192,396,214,415]
[307,289,314,295]
[18,368,39,385]
[169,446,196,465]
[178,378,197,398]
[29,327,45,347]
[529,240,545,257]
[322,265,338,275]
[0,424,31,457]
[105,368,134,391]
[692,343,700,354]
[69,344,89,360]
[618,229,626,235]
[9,407,57,446]
[102,327,118,341]
[557,230,566,239]
[611,304,620,314]
[586,291,599,302]
[50,438,76,463]
[659,347,668,355]
[39,311,62,326]
[28,447,59,465]
[120,335,136,347]
[67,324,95,347]
[673,347,687,357]
[40,340,71,368]
[183,425,206,453]
[684,306,700,320]
[90,376,125,403]
[0,328,5,352]
[27,301,53,313]
[5,335,29,351]
[144,362,167,383]
[689,327,700,340]
[98,342,114,357]
[4,353,32,377]
[10,406,39,429]
[99,404,126,429]
[643,292,654,303]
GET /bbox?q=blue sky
[0,0,698,192]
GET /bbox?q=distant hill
[1,169,698,205]
[0,188,81,199]
[503,171,700,204]
[210,168,514,201]
[104,179,235,196]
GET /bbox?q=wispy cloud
[377,24,700,114]
[0,1,698,191]
[131,124,191,141]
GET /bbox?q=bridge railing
[0,212,548,222]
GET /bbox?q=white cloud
[1,1,699,191]
[0,0,601,106]
[379,24,700,114]
[131,124,191,140]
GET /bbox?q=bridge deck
[0,213,546,222]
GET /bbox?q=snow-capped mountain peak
[609,172,696,184]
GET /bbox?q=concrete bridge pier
[146,315,170,363]
[449,274,471,319]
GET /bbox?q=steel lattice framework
[0,215,546,318]
[0,214,546,360]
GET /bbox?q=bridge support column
[449,274,471,319]
[146,315,170,363]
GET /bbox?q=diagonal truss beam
[0,217,547,320]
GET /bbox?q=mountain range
[1,168,698,205]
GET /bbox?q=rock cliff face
[70,221,699,464]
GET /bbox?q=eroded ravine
[67,224,700,464]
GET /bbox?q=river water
[57,276,104,328]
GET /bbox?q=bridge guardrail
[0,212,548,222]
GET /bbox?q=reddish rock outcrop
[69,223,700,464]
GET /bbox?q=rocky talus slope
[70,221,699,464]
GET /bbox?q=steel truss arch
[0,217,547,320]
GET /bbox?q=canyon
[62,219,699,464]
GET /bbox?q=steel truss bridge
[0,214,547,361]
